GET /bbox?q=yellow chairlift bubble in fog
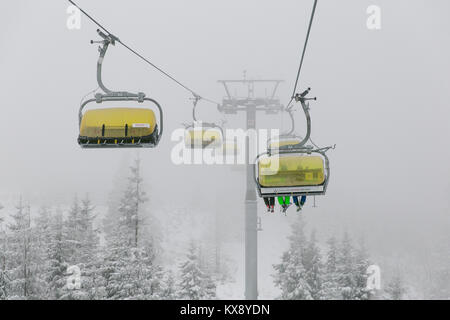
[258,155,325,187]
[255,150,330,197]
[184,126,223,149]
[77,30,163,149]
[79,107,160,148]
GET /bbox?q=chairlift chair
[184,96,224,149]
[255,88,332,197]
[255,148,330,197]
[78,30,163,149]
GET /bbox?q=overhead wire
[283,0,323,147]
[285,0,318,110]
[68,0,219,106]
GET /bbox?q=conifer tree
[322,236,340,299]
[103,156,130,236]
[101,223,165,300]
[6,199,38,299]
[273,216,312,300]
[33,206,53,299]
[160,270,176,300]
[303,231,324,299]
[77,196,101,299]
[64,197,81,264]
[120,158,147,248]
[46,209,69,300]
[101,216,132,299]
[335,232,356,299]
[59,196,101,299]
[178,241,216,300]
[101,158,164,300]
[385,272,406,300]
[353,239,371,300]
[0,205,9,299]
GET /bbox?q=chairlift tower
[217,78,284,300]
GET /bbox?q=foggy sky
[0,0,449,263]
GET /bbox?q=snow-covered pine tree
[385,272,406,300]
[123,247,156,299]
[0,204,9,299]
[273,216,312,300]
[75,196,101,299]
[6,199,38,299]
[160,270,176,300]
[178,241,216,300]
[64,196,81,264]
[118,157,147,248]
[274,251,311,300]
[303,230,324,299]
[103,156,130,237]
[101,220,164,300]
[101,215,132,299]
[59,197,84,300]
[336,232,356,300]
[101,158,165,300]
[128,242,166,300]
[140,246,173,300]
[33,206,53,299]
[55,195,101,300]
[46,209,69,300]
[322,236,341,299]
[353,239,371,300]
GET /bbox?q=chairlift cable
[286,0,318,109]
[68,0,219,105]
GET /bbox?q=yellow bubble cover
[185,128,222,147]
[80,108,156,138]
[259,155,325,187]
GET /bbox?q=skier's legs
[263,198,270,211]
[284,197,291,205]
[283,197,291,213]
[300,196,307,206]
[277,197,284,206]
